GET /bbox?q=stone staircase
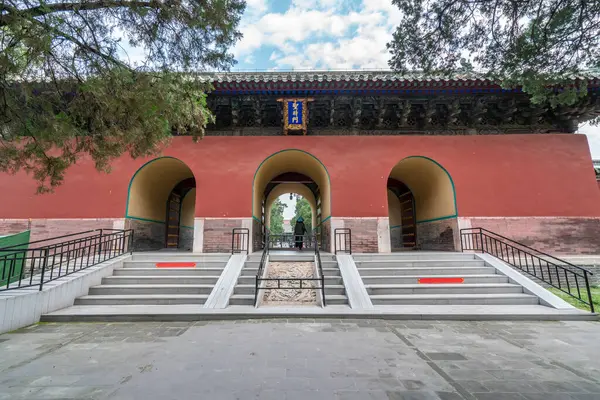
[355,252,539,306]
[229,252,349,307]
[73,253,229,306]
[228,254,260,306]
[321,257,349,306]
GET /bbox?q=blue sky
[232,0,400,71]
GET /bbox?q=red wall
[1,134,599,219]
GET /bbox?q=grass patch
[547,286,600,312]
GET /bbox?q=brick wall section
[0,220,30,236]
[28,219,118,243]
[203,219,242,253]
[465,217,600,255]
[417,218,459,251]
[340,218,378,253]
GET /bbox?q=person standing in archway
[294,217,307,250]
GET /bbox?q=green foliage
[0,0,246,192]
[291,196,312,233]
[387,0,600,108]
[269,198,287,235]
[547,287,600,312]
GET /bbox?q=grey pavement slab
[0,320,600,399]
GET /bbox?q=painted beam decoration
[280,98,311,135]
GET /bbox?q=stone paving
[1,320,600,400]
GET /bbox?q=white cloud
[234,0,400,70]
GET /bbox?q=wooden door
[398,191,416,248]
[166,192,182,248]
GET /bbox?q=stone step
[228,294,255,306]
[366,283,523,295]
[113,268,218,276]
[321,268,341,276]
[324,294,348,305]
[123,261,227,269]
[241,268,258,276]
[369,293,539,306]
[359,275,509,285]
[358,267,496,276]
[74,294,208,305]
[131,253,230,262]
[236,276,258,285]
[89,284,214,295]
[103,276,220,285]
[355,260,485,268]
[233,284,256,295]
[324,285,346,295]
[352,253,477,261]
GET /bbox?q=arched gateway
[387,156,458,251]
[252,149,331,251]
[125,157,196,251]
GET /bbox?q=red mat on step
[155,262,196,268]
[418,277,464,284]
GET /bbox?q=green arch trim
[251,148,332,220]
[388,155,458,223]
[124,156,194,220]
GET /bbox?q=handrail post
[38,248,49,291]
[479,229,484,253]
[584,271,595,313]
[98,229,103,259]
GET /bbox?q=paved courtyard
[1,319,600,400]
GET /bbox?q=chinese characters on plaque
[279,98,312,135]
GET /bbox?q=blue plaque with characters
[287,100,303,127]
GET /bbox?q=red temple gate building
[1,71,600,255]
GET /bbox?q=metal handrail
[254,232,270,305]
[460,227,594,312]
[314,232,326,306]
[334,228,352,254]
[0,229,100,251]
[231,228,250,254]
[1,229,134,292]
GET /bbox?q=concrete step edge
[79,294,209,299]
[369,293,537,299]
[365,283,521,289]
[92,284,216,289]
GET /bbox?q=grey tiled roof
[198,70,600,83]
[200,70,485,83]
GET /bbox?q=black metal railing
[231,228,250,254]
[267,233,315,250]
[254,232,270,305]
[314,232,327,306]
[254,232,326,306]
[334,228,352,254]
[460,227,594,312]
[0,229,134,292]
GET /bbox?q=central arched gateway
[252,149,331,251]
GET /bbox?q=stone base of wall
[459,217,600,255]
[179,227,194,251]
[126,218,165,251]
[332,218,379,253]
[417,218,459,251]
[203,218,243,253]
